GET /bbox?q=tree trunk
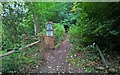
[32,12,40,36]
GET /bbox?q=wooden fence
[0,34,45,58]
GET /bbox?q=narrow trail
[32,34,83,73]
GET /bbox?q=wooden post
[96,45,109,69]
[45,21,54,50]
[40,34,45,57]
[50,37,54,49]
[22,34,26,47]
[38,34,44,58]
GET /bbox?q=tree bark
[32,12,40,36]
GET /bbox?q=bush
[68,26,79,45]
[53,23,65,45]
[1,46,41,73]
[69,2,120,51]
[68,25,92,47]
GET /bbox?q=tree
[69,2,120,51]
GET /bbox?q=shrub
[69,2,120,51]
[1,46,41,73]
[53,23,65,45]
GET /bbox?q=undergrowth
[66,44,101,73]
[1,45,42,73]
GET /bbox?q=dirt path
[31,34,83,73]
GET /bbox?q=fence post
[38,33,45,58]
[22,34,26,47]
[96,45,109,69]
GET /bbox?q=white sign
[46,24,53,30]
[46,31,53,36]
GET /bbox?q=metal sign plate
[46,31,53,36]
[46,23,53,30]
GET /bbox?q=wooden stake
[38,34,44,58]
[96,45,109,69]
[40,34,45,57]
[50,37,54,49]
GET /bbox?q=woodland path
[31,34,83,73]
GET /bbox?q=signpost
[45,21,54,49]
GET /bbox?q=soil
[31,34,83,73]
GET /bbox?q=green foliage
[2,2,71,50]
[27,2,72,31]
[1,2,68,73]
[2,53,21,73]
[1,46,41,73]
[67,3,120,73]
[69,2,120,51]
[2,2,33,50]
[68,26,79,44]
[3,2,120,73]
[67,44,99,73]
[53,23,65,45]
[85,66,96,73]
[55,43,60,49]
